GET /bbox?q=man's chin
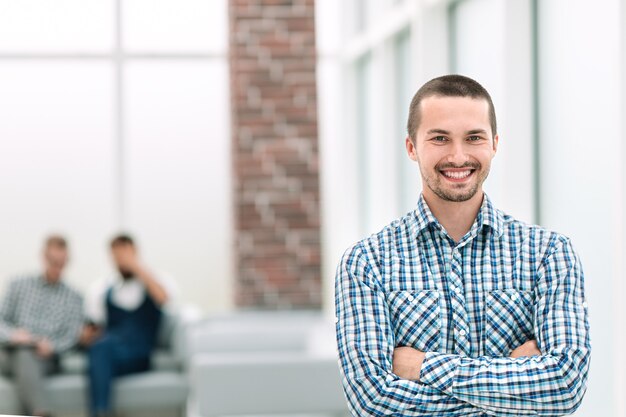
[119,270,134,280]
[433,185,479,203]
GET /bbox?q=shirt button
[458,329,467,337]
[510,293,518,301]
[582,302,588,309]
[454,286,462,294]
[407,295,415,301]
[334,316,339,323]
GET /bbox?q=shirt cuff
[419,352,460,393]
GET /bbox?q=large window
[0,0,232,312]
[394,27,421,213]
[449,0,535,222]
[342,0,419,236]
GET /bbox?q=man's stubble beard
[418,161,491,203]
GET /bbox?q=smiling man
[335,75,590,416]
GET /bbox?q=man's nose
[447,141,468,165]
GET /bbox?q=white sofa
[185,311,348,417]
[0,308,199,416]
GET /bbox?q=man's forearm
[417,347,589,416]
[135,266,169,306]
[393,340,542,381]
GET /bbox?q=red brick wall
[229,0,321,308]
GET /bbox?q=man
[0,235,83,417]
[82,234,176,417]
[335,75,590,416]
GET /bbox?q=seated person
[81,234,176,417]
[0,235,83,417]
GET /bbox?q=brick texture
[229,0,321,308]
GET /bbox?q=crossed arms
[392,339,541,382]
[335,239,590,417]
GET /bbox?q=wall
[538,0,624,415]
[229,0,322,308]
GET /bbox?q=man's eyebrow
[426,129,450,135]
[466,129,488,135]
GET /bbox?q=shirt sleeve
[335,245,481,416]
[49,292,84,353]
[0,279,19,342]
[418,238,591,416]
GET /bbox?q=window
[0,0,232,311]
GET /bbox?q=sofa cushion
[60,349,181,374]
[46,371,187,412]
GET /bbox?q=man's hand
[510,339,542,358]
[36,338,54,358]
[392,346,426,381]
[10,328,33,345]
[79,324,102,347]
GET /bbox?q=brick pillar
[229,0,321,308]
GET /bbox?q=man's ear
[492,134,499,153]
[406,136,418,161]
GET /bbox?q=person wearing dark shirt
[80,234,176,417]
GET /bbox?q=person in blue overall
[80,234,175,417]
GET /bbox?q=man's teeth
[442,170,472,179]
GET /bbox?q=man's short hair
[45,235,68,250]
[110,233,135,248]
[406,74,497,142]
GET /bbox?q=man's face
[406,95,498,203]
[111,243,137,279]
[43,246,68,283]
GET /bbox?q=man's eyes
[430,135,484,142]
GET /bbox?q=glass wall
[0,0,233,312]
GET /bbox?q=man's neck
[423,190,484,243]
[42,272,59,285]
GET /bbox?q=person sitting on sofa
[0,235,84,417]
[81,233,177,417]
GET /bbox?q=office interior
[0,0,624,416]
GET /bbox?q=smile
[440,169,474,180]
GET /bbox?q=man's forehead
[419,95,491,128]
[420,94,490,110]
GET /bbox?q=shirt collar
[411,193,505,239]
[412,194,439,236]
[477,194,505,238]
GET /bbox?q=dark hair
[406,74,497,141]
[45,235,67,250]
[110,233,135,248]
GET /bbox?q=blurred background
[0,0,624,416]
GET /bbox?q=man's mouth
[439,169,475,181]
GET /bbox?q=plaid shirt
[0,274,84,353]
[335,194,590,416]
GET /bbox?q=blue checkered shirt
[335,194,590,416]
